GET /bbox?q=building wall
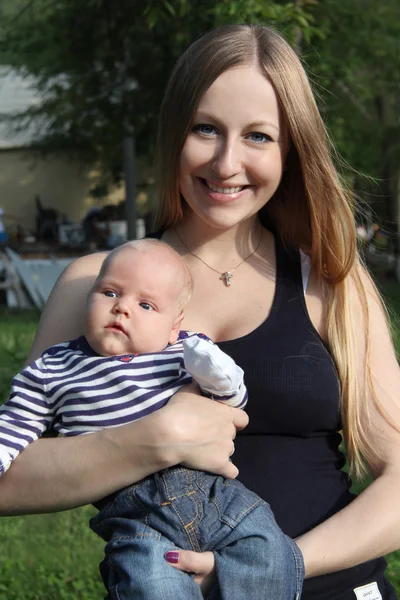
[0,68,154,241]
[0,149,126,236]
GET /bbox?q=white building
[0,67,115,235]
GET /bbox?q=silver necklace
[174,228,263,287]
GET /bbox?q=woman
[1,24,400,599]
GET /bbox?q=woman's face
[179,64,289,230]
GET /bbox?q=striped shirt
[0,332,247,476]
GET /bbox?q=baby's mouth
[106,323,127,336]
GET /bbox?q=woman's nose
[212,138,242,179]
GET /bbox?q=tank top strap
[273,235,304,308]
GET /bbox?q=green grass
[0,277,399,597]
[0,509,104,600]
[0,310,40,403]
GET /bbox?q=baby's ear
[168,311,184,345]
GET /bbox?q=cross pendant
[220,271,233,287]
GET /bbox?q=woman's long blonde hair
[155,24,392,478]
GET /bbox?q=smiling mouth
[201,179,248,194]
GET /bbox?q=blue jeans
[90,467,304,600]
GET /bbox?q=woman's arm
[166,268,400,583]
[0,386,247,515]
[294,269,400,576]
[26,251,108,363]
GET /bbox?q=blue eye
[247,132,271,144]
[193,124,218,137]
[104,290,118,298]
[139,302,153,311]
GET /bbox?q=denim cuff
[286,536,305,599]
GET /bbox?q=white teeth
[206,181,244,194]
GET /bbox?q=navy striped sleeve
[0,355,55,476]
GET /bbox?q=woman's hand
[161,383,249,479]
[164,549,216,597]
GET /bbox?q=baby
[0,239,302,600]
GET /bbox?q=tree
[304,0,400,266]
[0,0,315,182]
[5,0,398,267]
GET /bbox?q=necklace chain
[174,228,263,287]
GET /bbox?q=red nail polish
[164,551,179,564]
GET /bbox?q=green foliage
[305,0,400,178]
[0,0,314,180]
[1,0,399,227]
[302,0,400,243]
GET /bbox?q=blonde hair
[98,239,193,312]
[155,24,395,478]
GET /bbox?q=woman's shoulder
[62,251,109,279]
[26,251,109,364]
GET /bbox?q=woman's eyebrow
[247,120,280,133]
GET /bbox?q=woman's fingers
[164,549,214,573]
[164,550,216,595]
[163,389,248,479]
[232,407,249,432]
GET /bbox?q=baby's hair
[98,238,193,312]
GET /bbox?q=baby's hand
[182,336,244,394]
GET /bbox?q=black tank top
[149,232,396,599]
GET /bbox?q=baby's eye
[193,124,218,137]
[247,132,272,144]
[104,290,118,298]
[139,302,153,311]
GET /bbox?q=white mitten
[182,335,244,395]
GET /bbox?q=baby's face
[84,247,184,356]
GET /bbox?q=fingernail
[164,551,179,564]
